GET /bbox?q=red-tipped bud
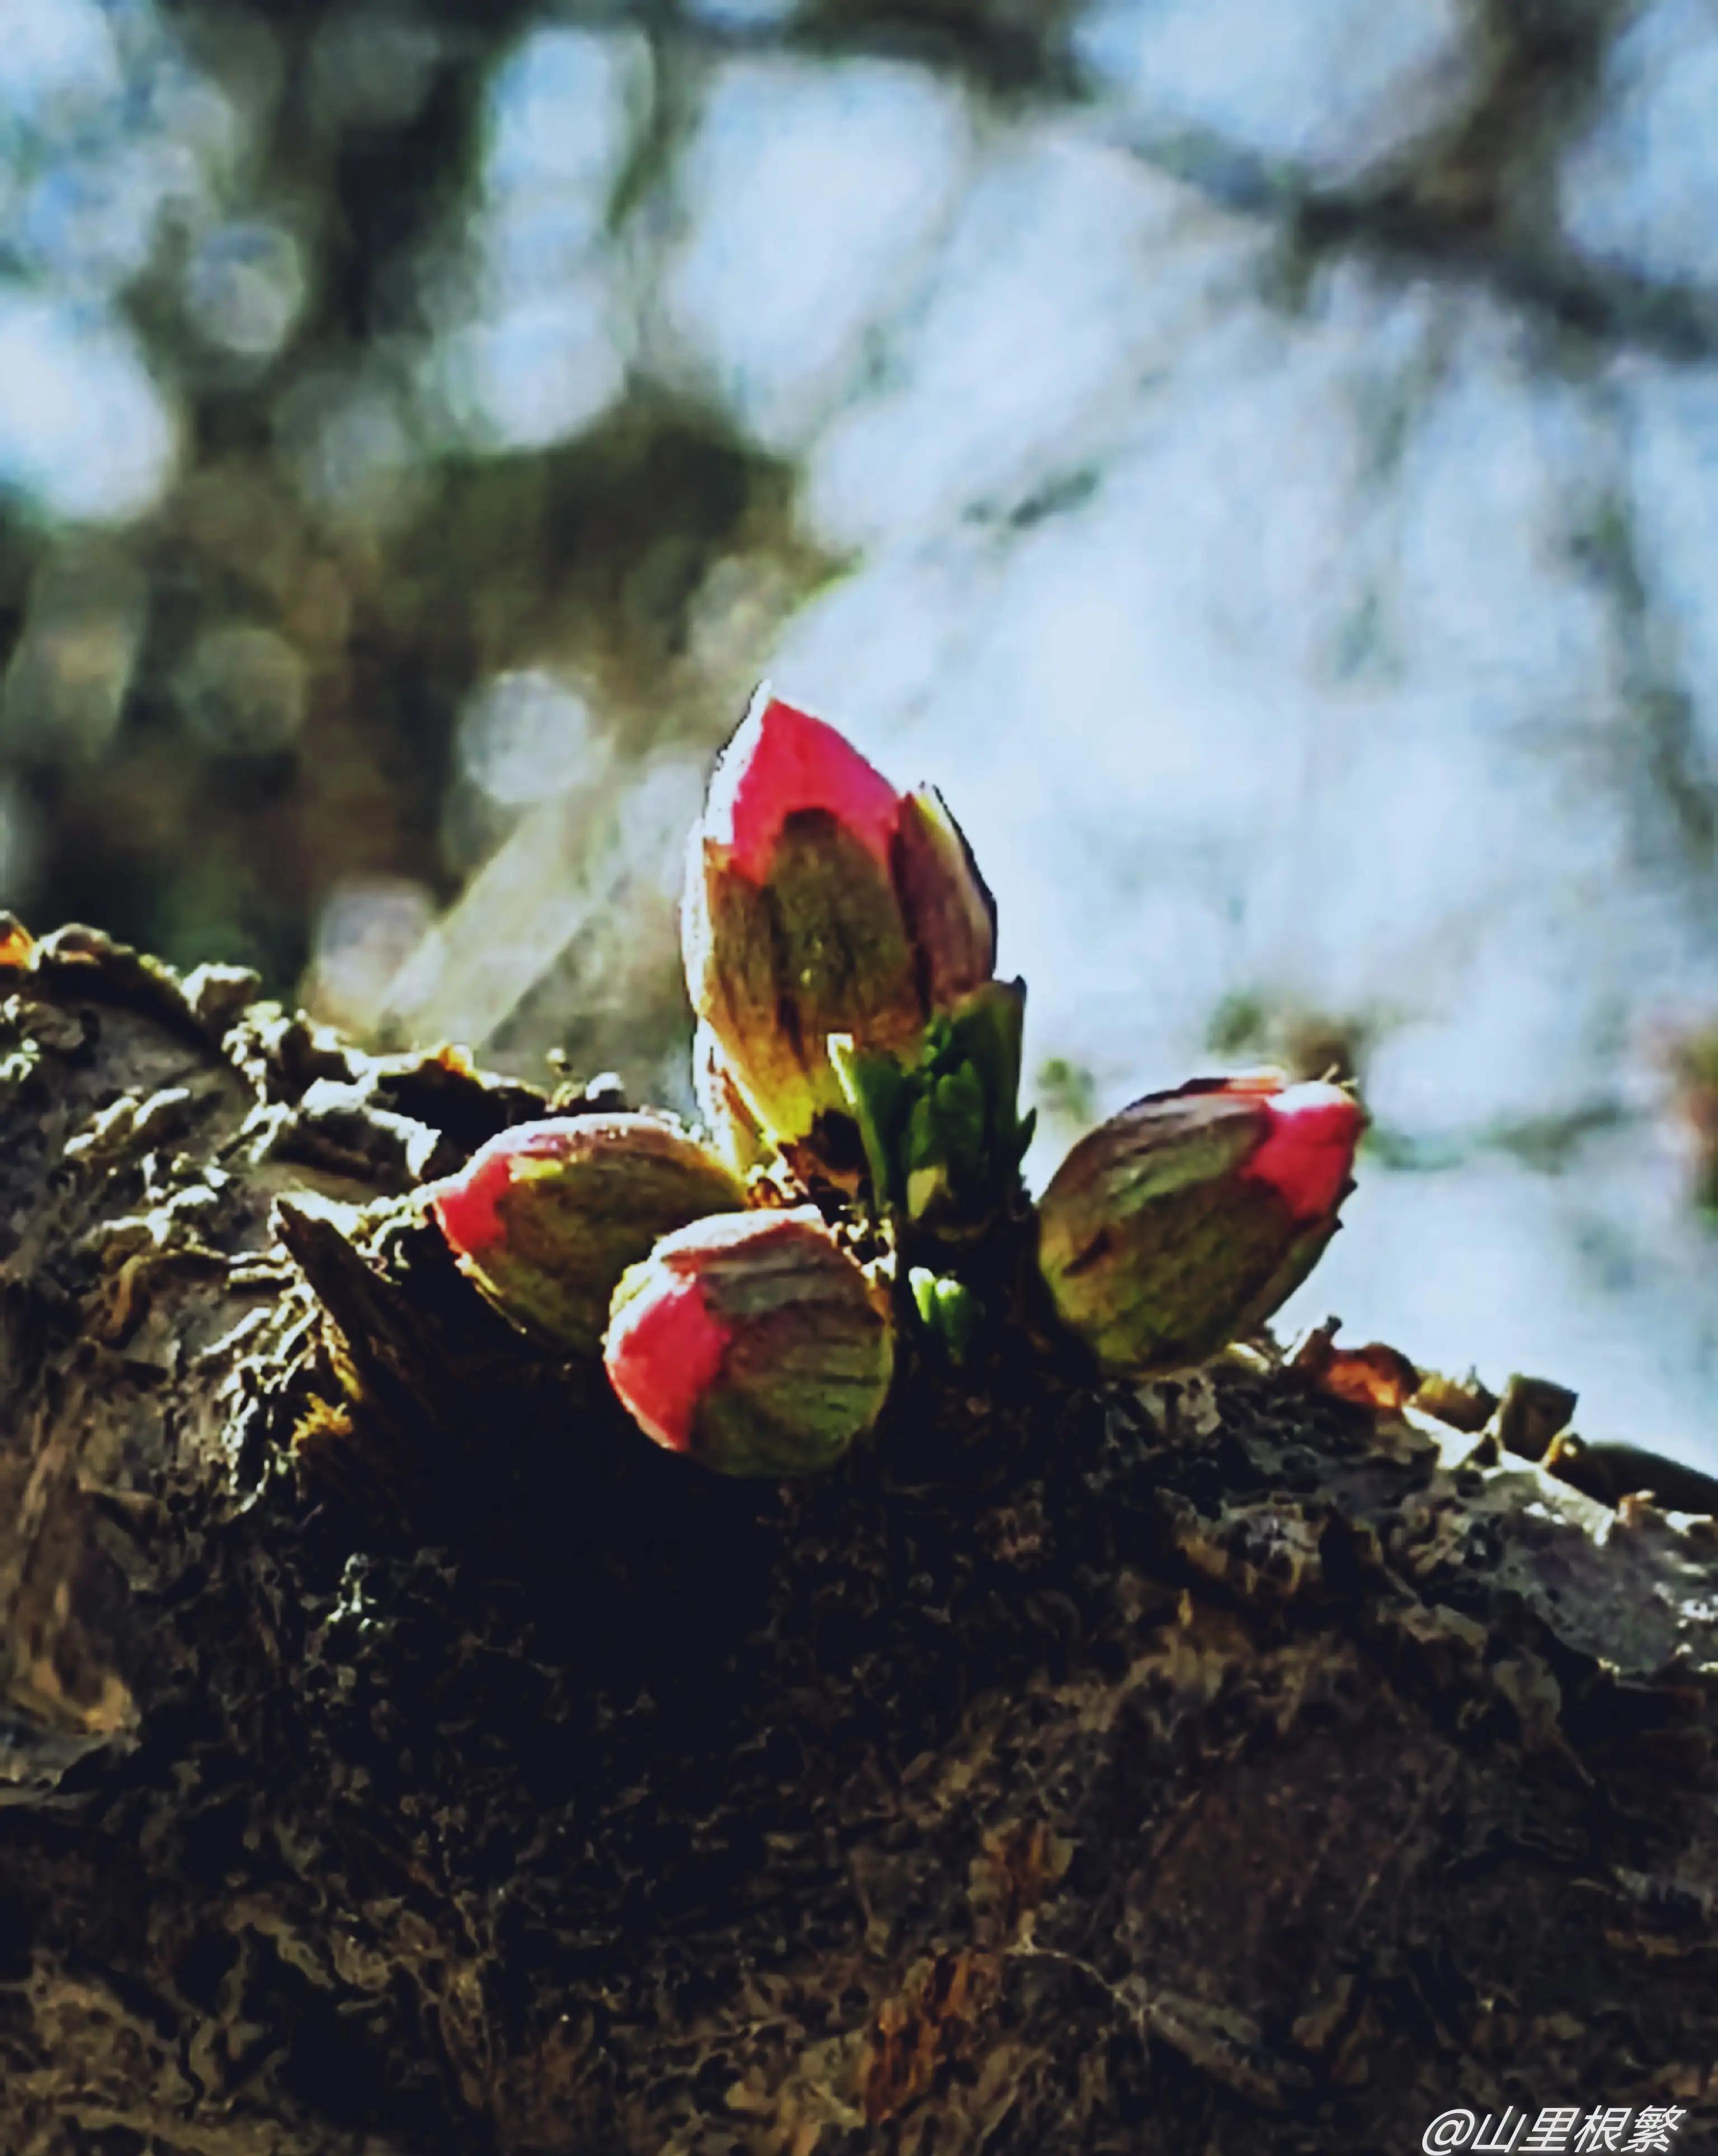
[1036,1074,1364,1376]
[716,693,900,884]
[682,689,995,1158]
[428,1114,746,1353]
[1238,1080,1362,1219]
[604,1206,895,1476]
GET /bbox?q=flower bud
[1036,1075,1363,1376]
[682,689,995,1157]
[892,785,996,1011]
[604,1206,894,1476]
[428,1114,745,1353]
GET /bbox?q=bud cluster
[427,687,1365,1474]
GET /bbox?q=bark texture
[1,924,1715,2155]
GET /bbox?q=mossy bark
[1,925,1715,2155]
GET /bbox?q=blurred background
[5,0,1718,1460]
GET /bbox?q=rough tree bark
[1,922,1715,2156]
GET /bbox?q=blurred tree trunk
[1,923,1715,2156]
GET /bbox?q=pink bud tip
[711,692,902,884]
[604,1271,734,1454]
[1240,1082,1363,1221]
[430,1123,574,1257]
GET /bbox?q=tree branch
[1,924,1714,2153]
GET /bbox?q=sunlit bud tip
[1239,1081,1363,1220]
[707,688,900,884]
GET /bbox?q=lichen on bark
[0,922,1715,2155]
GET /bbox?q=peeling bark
[1,924,1715,2155]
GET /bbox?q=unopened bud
[1036,1075,1363,1376]
[603,1206,895,1476]
[682,689,995,1159]
[429,1114,745,1353]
